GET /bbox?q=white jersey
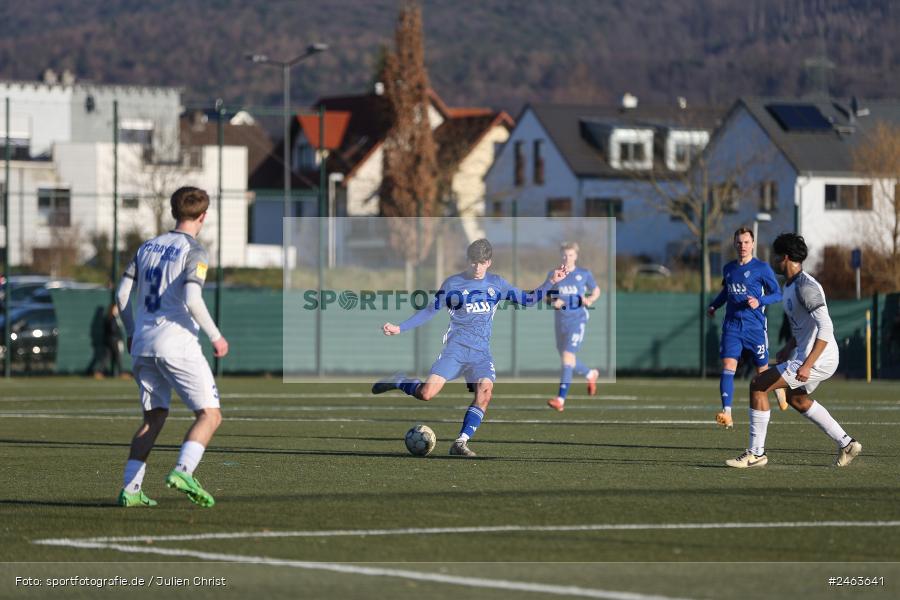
[124,230,210,358]
[782,271,838,366]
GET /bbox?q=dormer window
[610,128,653,170]
[666,130,709,170]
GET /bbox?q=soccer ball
[405,424,436,457]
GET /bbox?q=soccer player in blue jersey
[707,227,785,429]
[372,238,567,457]
[547,242,600,411]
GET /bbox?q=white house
[703,97,900,269]
[484,100,723,264]
[0,77,251,269]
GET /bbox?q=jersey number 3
[144,267,163,313]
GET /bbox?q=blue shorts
[555,318,587,354]
[430,343,496,384]
[720,327,769,366]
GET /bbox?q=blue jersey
[399,271,552,350]
[549,267,597,323]
[710,258,781,331]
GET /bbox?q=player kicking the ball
[115,186,229,506]
[726,233,861,468]
[547,241,600,412]
[372,238,567,457]
[707,227,786,429]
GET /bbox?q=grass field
[2,376,899,599]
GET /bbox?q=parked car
[0,275,102,308]
[634,264,672,278]
[0,303,58,373]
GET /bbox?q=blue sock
[558,364,574,399]
[458,405,484,440]
[398,377,422,397]
[720,369,735,410]
[573,359,589,376]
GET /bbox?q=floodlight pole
[215,100,225,377]
[699,199,708,379]
[4,97,10,378]
[245,44,328,291]
[111,100,120,376]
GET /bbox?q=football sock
[573,359,590,377]
[720,368,735,410]
[458,405,484,440]
[749,408,770,456]
[175,441,205,475]
[558,364,574,399]
[123,459,146,493]
[802,401,852,447]
[398,377,422,397]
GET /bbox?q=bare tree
[640,144,775,291]
[121,127,193,236]
[380,1,438,285]
[853,121,900,291]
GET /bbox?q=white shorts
[133,355,220,412]
[776,355,838,394]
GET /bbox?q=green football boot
[165,469,215,507]
[117,488,158,507]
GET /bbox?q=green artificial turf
[2,376,898,599]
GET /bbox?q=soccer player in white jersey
[726,233,861,468]
[115,187,229,506]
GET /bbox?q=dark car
[0,303,58,373]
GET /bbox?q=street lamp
[753,212,772,258]
[245,43,328,284]
[327,172,344,268]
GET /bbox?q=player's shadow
[0,499,119,508]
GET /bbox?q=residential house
[249,87,513,251]
[0,76,250,268]
[484,99,723,264]
[703,97,900,268]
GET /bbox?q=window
[490,200,504,218]
[119,119,154,146]
[546,197,572,217]
[673,143,702,169]
[759,181,778,212]
[712,183,740,214]
[585,197,623,220]
[514,141,525,186]
[533,140,544,185]
[122,195,140,210]
[37,188,71,227]
[825,184,872,210]
[619,142,645,163]
[669,196,695,222]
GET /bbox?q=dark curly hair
[772,232,808,263]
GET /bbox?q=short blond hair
[560,241,579,253]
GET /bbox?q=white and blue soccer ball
[405,424,436,457]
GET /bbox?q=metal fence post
[215,100,225,376]
[316,104,326,376]
[699,198,707,379]
[511,199,518,377]
[110,100,119,376]
[3,97,10,378]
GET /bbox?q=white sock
[457,433,470,442]
[724,406,732,414]
[749,408,770,456]
[123,460,146,493]
[175,441,206,475]
[803,401,852,447]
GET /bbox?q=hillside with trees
[0,0,897,113]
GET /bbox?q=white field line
[36,520,900,546]
[30,539,688,600]
[0,393,639,402]
[2,413,900,427]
